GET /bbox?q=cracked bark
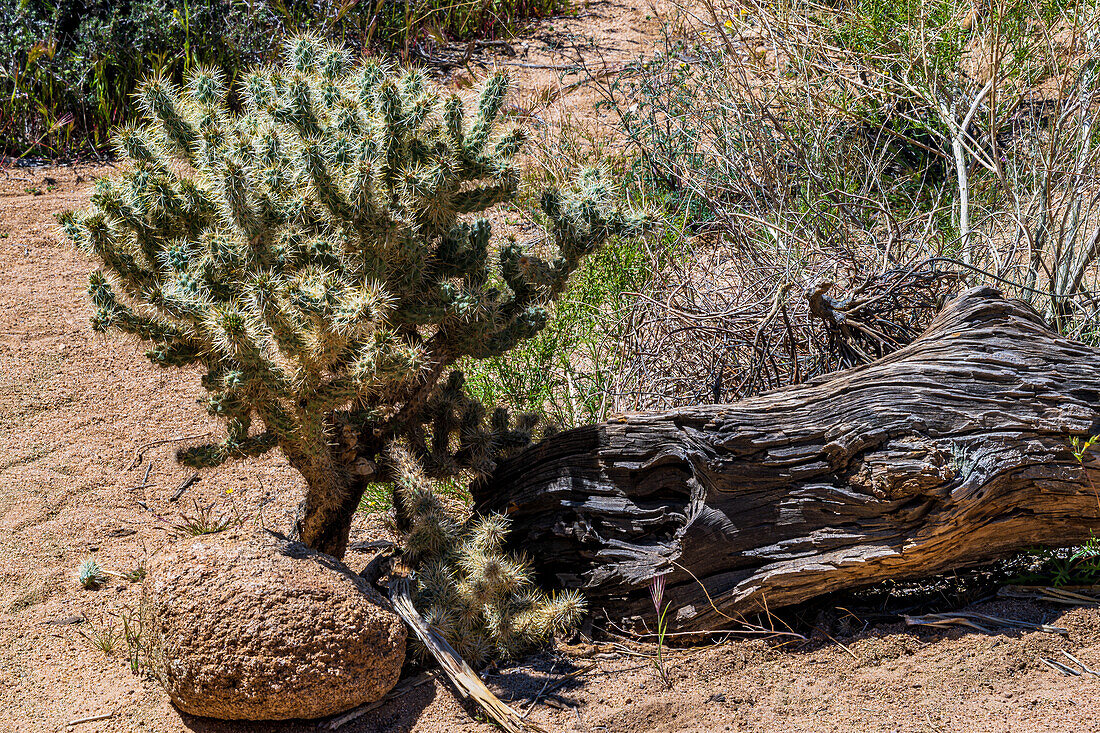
[471,287,1100,631]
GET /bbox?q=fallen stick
[924,713,946,733]
[998,586,1100,606]
[122,432,211,472]
[67,711,115,726]
[609,643,655,659]
[1040,657,1081,676]
[387,562,543,733]
[818,628,861,660]
[1061,650,1100,677]
[130,463,153,493]
[905,612,1067,635]
[1044,588,1100,606]
[495,61,582,70]
[170,473,200,502]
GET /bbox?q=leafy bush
[1021,537,1100,587]
[2,0,282,157]
[462,224,667,426]
[2,0,562,158]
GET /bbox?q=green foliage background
[1,0,562,158]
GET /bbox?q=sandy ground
[4,2,1100,731]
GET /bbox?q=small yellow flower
[225,488,234,494]
[724,19,734,28]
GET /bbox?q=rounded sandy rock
[143,526,406,720]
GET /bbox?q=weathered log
[471,287,1100,631]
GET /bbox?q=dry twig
[997,585,1100,607]
[1061,651,1100,677]
[169,473,200,502]
[66,711,115,726]
[1040,657,1082,676]
[122,432,211,472]
[387,562,543,733]
[904,612,1067,635]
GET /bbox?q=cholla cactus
[391,447,585,664]
[60,35,647,559]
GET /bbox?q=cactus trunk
[285,439,360,559]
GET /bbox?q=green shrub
[2,0,281,157]
[573,0,1100,411]
[2,0,563,158]
[461,228,659,426]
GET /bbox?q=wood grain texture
[471,287,1100,631]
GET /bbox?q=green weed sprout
[59,35,648,560]
[1070,434,1100,512]
[76,614,119,656]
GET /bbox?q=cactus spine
[61,36,647,563]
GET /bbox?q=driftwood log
[472,288,1100,631]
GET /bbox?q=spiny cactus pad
[60,34,647,560]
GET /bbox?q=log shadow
[715,556,1087,660]
[332,680,439,733]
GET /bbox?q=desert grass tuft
[75,614,119,656]
[171,500,246,537]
